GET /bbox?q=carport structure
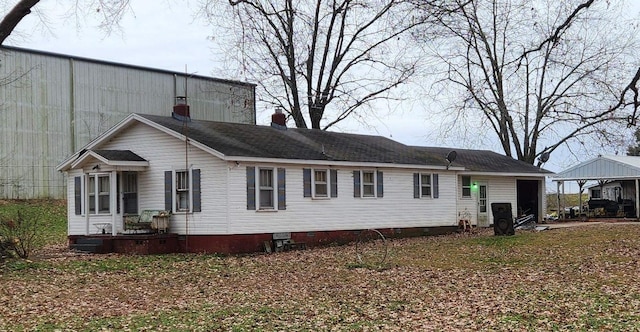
[552,155,640,220]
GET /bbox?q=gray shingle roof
[139,114,550,174]
[412,147,552,174]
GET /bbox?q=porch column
[634,179,640,219]
[556,181,561,220]
[111,170,118,236]
[84,173,90,235]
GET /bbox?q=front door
[477,182,489,227]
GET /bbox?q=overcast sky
[4,0,640,183]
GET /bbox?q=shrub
[0,209,41,260]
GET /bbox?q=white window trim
[257,167,277,210]
[172,168,193,214]
[86,173,111,215]
[312,168,330,199]
[361,170,377,198]
[420,173,433,198]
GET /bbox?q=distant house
[57,107,551,254]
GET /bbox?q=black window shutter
[74,176,82,215]
[413,173,420,199]
[377,171,384,198]
[192,169,201,212]
[330,169,338,198]
[303,168,311,197]
[164,171,172,211]
[246,167,255,210]
[353,170,361,197]
[433,173,439,199]
[278,168,286,210]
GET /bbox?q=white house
[57,108,551,254]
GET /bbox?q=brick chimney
[172,96,190,121]
[270,107,287,130]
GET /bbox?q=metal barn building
[0,46,256,199]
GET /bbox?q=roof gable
[554,155,640,180]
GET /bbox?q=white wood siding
[225,166,459,235]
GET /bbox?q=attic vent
[172,96,190,121]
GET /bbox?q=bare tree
[416,0,639,164]
[0,0,133,46]
[203,0,438,130]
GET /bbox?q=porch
[69,233,180,254]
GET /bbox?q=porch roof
[553,155,640,181]
[68,149,149,170]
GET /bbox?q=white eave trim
[225,156,464,170]
[69,150,149,169]
[460,171,551,178]
[552,175,640,182]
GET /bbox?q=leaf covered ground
[1,223,639,331]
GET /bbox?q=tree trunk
[0,0,40,45]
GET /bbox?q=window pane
[88,177,95,194]
[363,184,375,197]
[176,171,189,190]
[421,174,431,185]
[99,194,110,213]
[315,170,326,182]
[260,189,273,208]
[177,192,189,210]
[89,194,96,213]
[421,186,431,196]
[363,172,374,184]
[315,183,327,196]
[462,176,471,186]
[98,176,109,194]
[462,188,471,197]
[260,169,273,187]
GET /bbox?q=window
[246,166,286,210]
[462,176,471,198]
[591,189,601,199]
[421,174,432,197]
[303,168,337,198]
[314,170,328,197]
[175,170,190,211]
[87,174,110,214]
[413,173,439,199]
[164,169,201,213]
[259,168,274,209]
[353,170,383,198]
[362,171,375,197]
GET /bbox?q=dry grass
[1,223,639,331]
